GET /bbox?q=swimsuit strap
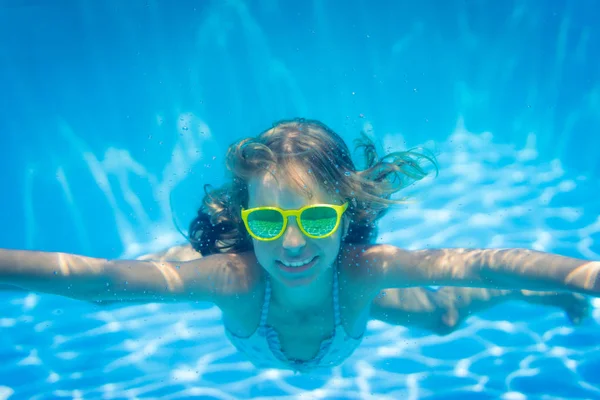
[258,276,272,332]
[332,269,342,326]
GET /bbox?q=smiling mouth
[276,256,318,273]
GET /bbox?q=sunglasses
[241,203,348,241]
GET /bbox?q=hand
[521,290,590,325]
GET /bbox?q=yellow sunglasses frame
[241,203,349,241]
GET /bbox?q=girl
[1,118,598,373]
[136,244,590,335]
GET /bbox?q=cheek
[322,231,343,256]
[252,240,275,262]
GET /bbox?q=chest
[267,305,338,361]
[223,284,371,362]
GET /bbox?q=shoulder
[334,244,410,312]
[135,244,201,262]
[189,251,265,326]
[187,250,264,294]
[337,243,391,292]
[338,243,406,273]
[138,246,265,308]
[188,251,265,311]
[136,245,263,288]
[135,244,264,295]
[338,243,415,289]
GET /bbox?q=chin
[282,276,316,287]
[274,258,327,287]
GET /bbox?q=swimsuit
[225,269,365,372]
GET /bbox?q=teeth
[280,257,314,268]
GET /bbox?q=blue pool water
[1,1,600,398]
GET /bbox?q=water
[1,1,600,398]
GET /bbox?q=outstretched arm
[371,287,589,335]
[369,245,600,296]
[0,248,256,305]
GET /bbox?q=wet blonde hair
[188,118,437,255]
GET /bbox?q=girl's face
[247,169,347,288]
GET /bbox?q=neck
[269,264,335,312]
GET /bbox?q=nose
[281,217,306,252]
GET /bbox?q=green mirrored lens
[301,206,338,236]
[247,209,284,238]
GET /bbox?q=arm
[0,248,257,305]
[371,287,589,335]
[370,245,600,296]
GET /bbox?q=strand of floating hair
[169,188,191,242]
